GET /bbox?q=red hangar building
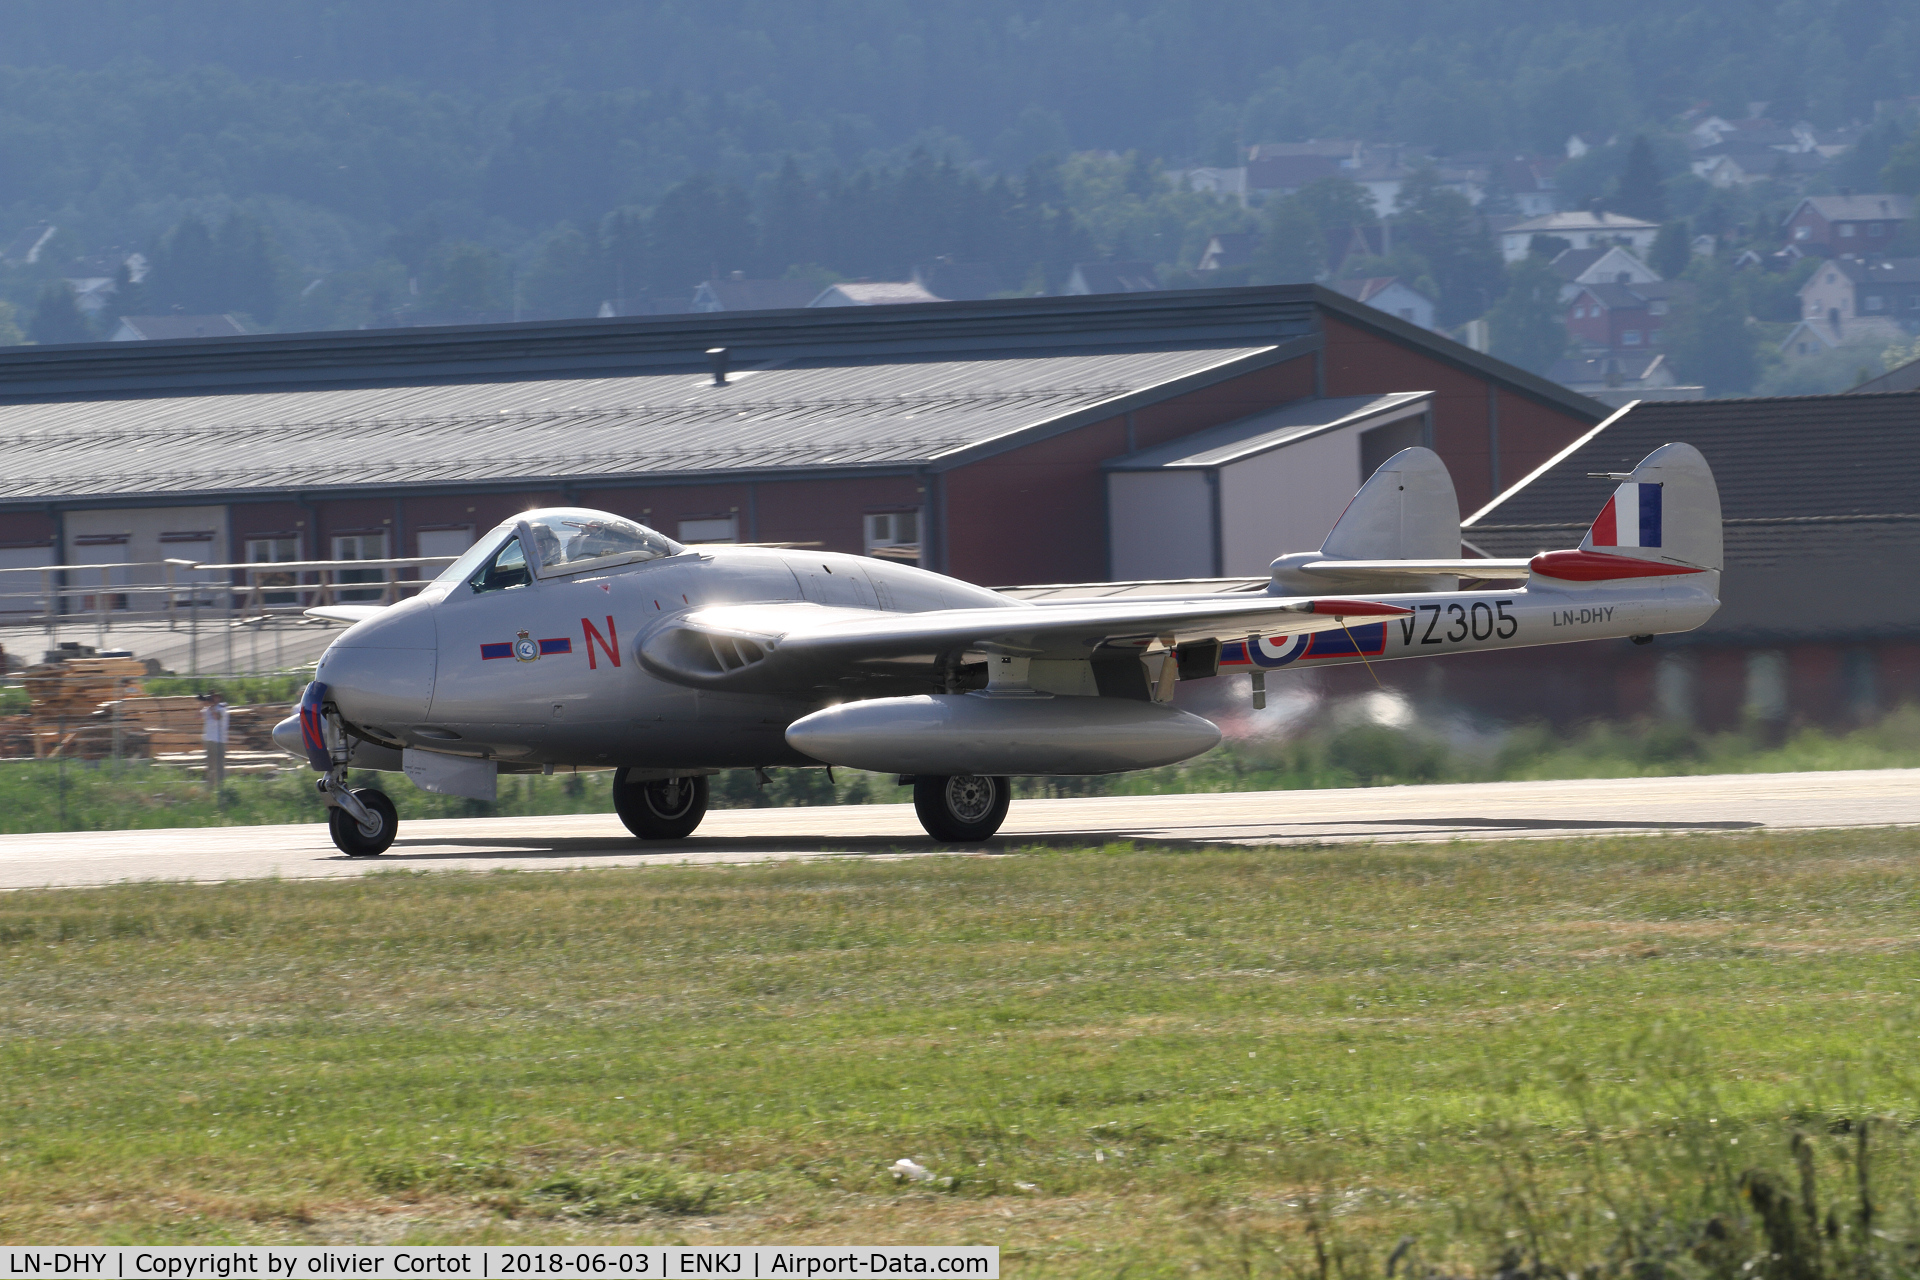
[0,285,1605,602]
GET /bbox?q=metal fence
[0,555,457,674]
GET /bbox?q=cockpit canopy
[432,508,683,595]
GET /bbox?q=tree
[149,218,218,313]
[1648,220,1691,279]
[520,224,601,318]
[214,214,278,323]
[1250,195,1323,283]
[1485,255,1566,376]
[647,174,756,296]
[27,285,94,345]
[426,243,503,315]
[1882,133,1920,196]
[1394,167,1504,327]
[1614,135,1667,222]
[1292,177,1376,234]
[1666,261,1759,396]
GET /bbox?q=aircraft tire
[327,788,398,857]
[613,770,709,840]
[913,774,1011,843]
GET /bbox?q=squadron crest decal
[480,631,574,661]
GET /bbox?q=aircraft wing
[639,595,1411,690]
[306,604,389,623]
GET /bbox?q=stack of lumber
[24,657,146,759]
[114,695,208,756]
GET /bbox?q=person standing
[199,690,230,789]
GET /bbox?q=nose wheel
[327,787,398,857]
[913,774,1011,843]
[613,770,710,840]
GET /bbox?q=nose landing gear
[325,785,398,857]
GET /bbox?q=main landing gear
[614,769,710,840]
[912,774,1011,843]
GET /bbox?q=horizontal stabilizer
[1294,558,1531,580]
[306,604,388,623]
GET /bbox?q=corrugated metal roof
[1105,392,1430,470]
[0,346,1275,504]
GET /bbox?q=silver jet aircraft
[277,443,1722,854]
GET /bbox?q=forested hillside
[0,0,1914,337]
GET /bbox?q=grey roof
[692,279,820,312]
[1105,392,1430,471]
[1464,390,1920,640]
[0,345,1283,506]
[1850,356,1920,394]
[1819,257,1920,286]
[1792,195,1913,223]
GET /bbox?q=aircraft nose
[313,598,437,732]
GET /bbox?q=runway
[3,768,1917,892]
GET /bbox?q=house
[1778,315,1908,360]
[63,250,150,315]
[1781,195,1913,255]
[1549,245,1662,301]
[808,281,946,307]
[1548,352,1701,407]
[1490,155,1561,217]
[1797,257,1920,332]
[1243,141,1361,201]
[109,315,247,341]
[1196,233,1260,273]
[911,259,1002,301]
[1331,277,1437,330]
[1168,167,1248,200]
[1690,144,1824,188]
[1062,262,1159,295]
[1499,211,1658,262]
[691,278,822,312]
[1564,280,1685,353]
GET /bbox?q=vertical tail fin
[1579,442,1722,572]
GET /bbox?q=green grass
[1,833,1917,1274]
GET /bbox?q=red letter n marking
[582,615,621,669]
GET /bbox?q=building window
[1622,330,1642,345]
[1869,223,1884,236]
[1840,223,1856,237]
[865,510,921,564]
[677,515,738,544]
[1794,224,1810,240]
[1866,294,1884,312]
[246,536,301,605]
[332,532,388,602]
[1649,300,1667,316]
[1745,650,1789,722]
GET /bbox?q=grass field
[1,831,1917,1275]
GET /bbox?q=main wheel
[327,787,398,857]
[613,770,709,840]
[913,774,1011,843]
